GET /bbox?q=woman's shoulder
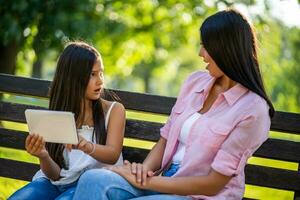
[185,70,211,83]
[101,99,125,114]
[238,90,270,118]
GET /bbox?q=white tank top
[32,102,123,185]
[172,112,201,164]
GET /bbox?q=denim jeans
[73,165,191,200]
[162,163,180,177]
[8,177,77,200]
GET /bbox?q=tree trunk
[0,41,19,127]
[144,73,150,93]
[0,42,19,74]
[32,57,42,78]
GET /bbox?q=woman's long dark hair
[46,42,107,169]
[200,9,274,118]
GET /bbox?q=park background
[0,0,299,199]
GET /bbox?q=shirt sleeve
[160,110,174,139]
[211,99,271,177]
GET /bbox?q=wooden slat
[0,73,50,98]
[272,111,300,135]
[1,74,300,135]
[0,73,175,114]
[109,90,175,114]
[0,128,27,150]
[1,127,300,163]
[245,165,300,192]
[0,128,160,150]
[122,146,150,163]
[0,158,39,181]
[0,101,163,142]
[0,118,162,143]
[1,101,300,136]
[0,102,45,123]
[254,138,300,162]
[125,120,161,141]
[1,157,299,192]
[0,147,147,181]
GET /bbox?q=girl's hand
[108,161,149,189]
[74,135,94,154]
[128,160,154,186]
[65,144,73,152]
[25,134,49,159]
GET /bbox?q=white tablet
[25,109,79,144]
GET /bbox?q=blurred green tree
[0,0,114,77]
[0,0,42,74]
[0,0,299,111]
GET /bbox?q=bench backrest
[0,73,300,199]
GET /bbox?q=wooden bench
[0,73,300,199]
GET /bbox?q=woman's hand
[108,161,150,189]
[129,160,154,186]
[25,133,49,159]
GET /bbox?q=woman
[73,9,274,200]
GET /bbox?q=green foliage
[1,1,300,198]
[0,0,42,45]
[3,0,298,113]
[255,19,300,112]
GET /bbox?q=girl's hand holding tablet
[25,133,48,159]
[65,135,95,155]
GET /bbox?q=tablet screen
[25,109,79,144]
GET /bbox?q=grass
[0,94,299,199]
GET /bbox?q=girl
[72,9,274,200]
[8,41,126,200]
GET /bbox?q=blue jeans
[8,177,77,200]
[162,163,180,177]
[73,166,191,200]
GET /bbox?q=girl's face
[199,45,224,78]
[85,59,104,101]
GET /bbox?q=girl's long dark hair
[200,9,274,118]
[46,42,108,169]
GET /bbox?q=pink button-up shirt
[160,71,270,200]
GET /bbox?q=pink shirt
[160,71,270,199]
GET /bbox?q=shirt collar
[195,74,216,93]
[194,73,248,106]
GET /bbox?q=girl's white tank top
[32,102,123,185]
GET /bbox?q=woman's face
[85,59,104,101]
[199,45,224,78]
